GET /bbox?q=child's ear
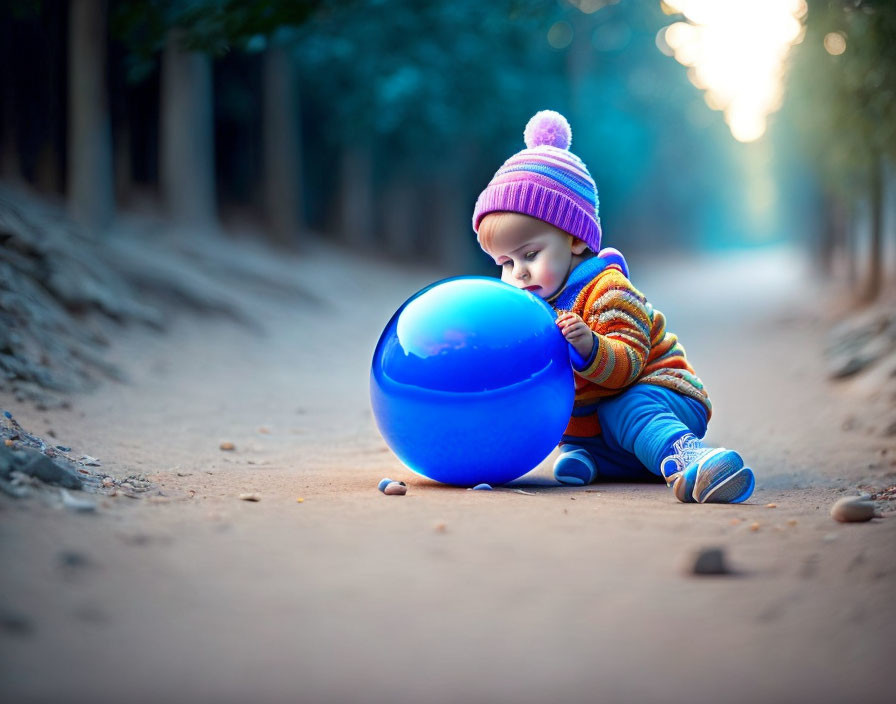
[570,237,588,255]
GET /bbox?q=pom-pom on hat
[473,110,601,251]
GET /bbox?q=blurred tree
[69,0,115,232]
[294,0,559,266]
[112,0,322,237]
[787,0,896,301]
[160,29,216,226]
[263,33,304,247]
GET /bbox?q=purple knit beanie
[472,110,601,252]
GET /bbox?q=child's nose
[513,263,529,280]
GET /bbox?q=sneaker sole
[693,449,754,504]
[700,465,755,504]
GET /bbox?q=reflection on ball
[369,277,574,486]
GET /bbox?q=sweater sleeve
[572,268,652,389]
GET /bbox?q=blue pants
[561,385,708,482]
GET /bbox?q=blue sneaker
[661,434,754,504]
[553,447,596,486]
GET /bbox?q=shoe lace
[665,434,709,474]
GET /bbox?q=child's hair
[472,110,603,253]
[477,211,593,256]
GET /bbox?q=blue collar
[548,250,629,310]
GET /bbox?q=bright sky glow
[658,0,807,142]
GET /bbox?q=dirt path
[2,240,894,704]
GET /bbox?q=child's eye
[525,251,537,260]
[501,261,512,267]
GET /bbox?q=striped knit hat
[472,110,601,252]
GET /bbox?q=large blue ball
[369,277,574,486]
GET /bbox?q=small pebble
[60,489,96,513]
[239,493,261,502]
[766,503,777,508]
[258,427,271,434]
[729,518,742,525]
[471,483,492,490]
[59,550,91,568]
[3,439,12,447]
[690,547,729,575]
[0,610,32,635]
[831,495,878,523]
[296,497,304,503]
[434,522,447,533]
[383,481,407,496]
[220,442,235,451]
[749,522,760,532]
[377,478,394,492]
[787,519,798,527]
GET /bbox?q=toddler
[472,110,754,503]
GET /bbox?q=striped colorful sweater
[547,254,711,438]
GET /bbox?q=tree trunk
[819,192,837,276]
[262,45,303,248]
[0,15,21,183]
[566,12,592,144]
[67,0,114,232]
[886,158,896,294]
[160,30,216,227]
[429,173,471,273]
[866,153,883,301]
[337,145,374,248]
[114,122,133,204]
[381,176,416,258]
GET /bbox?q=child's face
[479,213,587,300]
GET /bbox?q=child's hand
[556,312,595,360]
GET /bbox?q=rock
[220,441,235,451]
[0,609,33,636]
[60,489,96,512]
[690,547,729,575]
[238,493,261,502]
[77,455,101,466]
[377,478,394,492]
[383,481,407,496]
[0,477,30,498]
[58,550,91,568]
[831,494,878,523]
[0,444,16,477]
[17,447,83,489]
